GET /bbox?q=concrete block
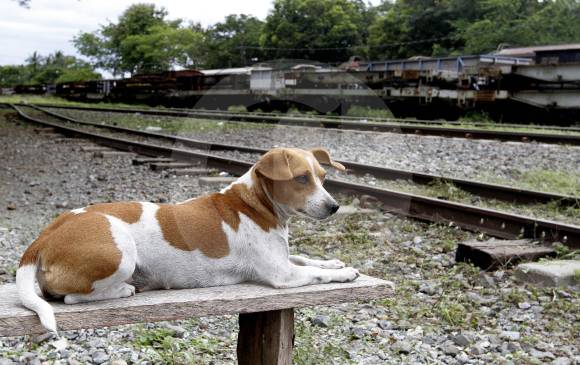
[515,260,580,287]
[198,176,237,187]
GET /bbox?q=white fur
[70,207,86,214]
[22,153,358,334]
[16,265,57,333]
[303,156,338,219]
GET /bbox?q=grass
[354,175,580,225]
[134,324,231,364]
[293,315,354,365]
[53,108,275,134]
[0,95,150,109]
[513,169,580,197]
[345,105,394,119]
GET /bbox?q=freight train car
[11,44,580,124]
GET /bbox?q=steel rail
[11,104,580,248]
[8,101,580,132]
[14,103,580,146]
[31,104,579,208]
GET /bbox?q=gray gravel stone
[394,341,412,354]
[442,344,460,356]
[32,332,56,344]
[377,320,391,330]
[530,348,555,360]
[500,331,521,341]
[310,315,331,328]
[552,357,572,365]
[91,351,109,364]
[452,334,471,347]
[160,323,187,338]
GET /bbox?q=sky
[0,0,297,65]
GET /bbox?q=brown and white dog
[17,147,359,333]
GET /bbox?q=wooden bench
[0,275,391,364]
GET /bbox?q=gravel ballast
[49,108,580,193]
[0,110,578,365]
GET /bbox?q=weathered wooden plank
[0,275,391,337]
[237,309,294,365]
[456,239,555,270]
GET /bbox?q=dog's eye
[294,175,308,184]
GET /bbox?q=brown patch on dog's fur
[86,202,142,224]
[156,181,278,257]
[20,213,123,297]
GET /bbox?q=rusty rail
[11,104,580,248]
[13,103,580,146]
[31,104,579,208]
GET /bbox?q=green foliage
[134,325,224,364]
[459,0,580,54]
[345,105,394,118]
[205,15,265,68]
[74,3,205,75]
[260,0,369,62]
[0,51,100,87]
[368,0,580,59]
[437,300,467,327]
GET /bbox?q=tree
[205,15,264,68]
[73,3,204,75]
[367,0,470,60]
[0,51,100,86]
[260,0,369,63]
[457,0,580,54]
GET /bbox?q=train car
[13,84,47,94]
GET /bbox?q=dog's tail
[16,262,58,334]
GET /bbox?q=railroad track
[9,101,580,132]
[167,106,580,133]
[29,104,579,208]
[10,104,580,248]
[11,102,580,146]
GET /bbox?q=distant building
[495,43,580,64]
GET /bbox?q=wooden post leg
[237,308,294,365]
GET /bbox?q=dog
[16,147,360,334]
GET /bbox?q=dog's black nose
[329,203,340,214]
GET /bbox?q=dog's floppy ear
[310,148,345,171]
[255,148,294,180]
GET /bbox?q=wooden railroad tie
[0,275,392,364]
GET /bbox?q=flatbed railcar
[10,44,580,124]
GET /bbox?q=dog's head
[254,147,345,219]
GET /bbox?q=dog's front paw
[320,259,346,269]
[337,267,360,282]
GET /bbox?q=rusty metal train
[6,44,580,124]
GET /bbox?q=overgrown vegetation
[0,51,100,87]
[345,105,394,119]
[6,0,580,82]
[486,169,580,197]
